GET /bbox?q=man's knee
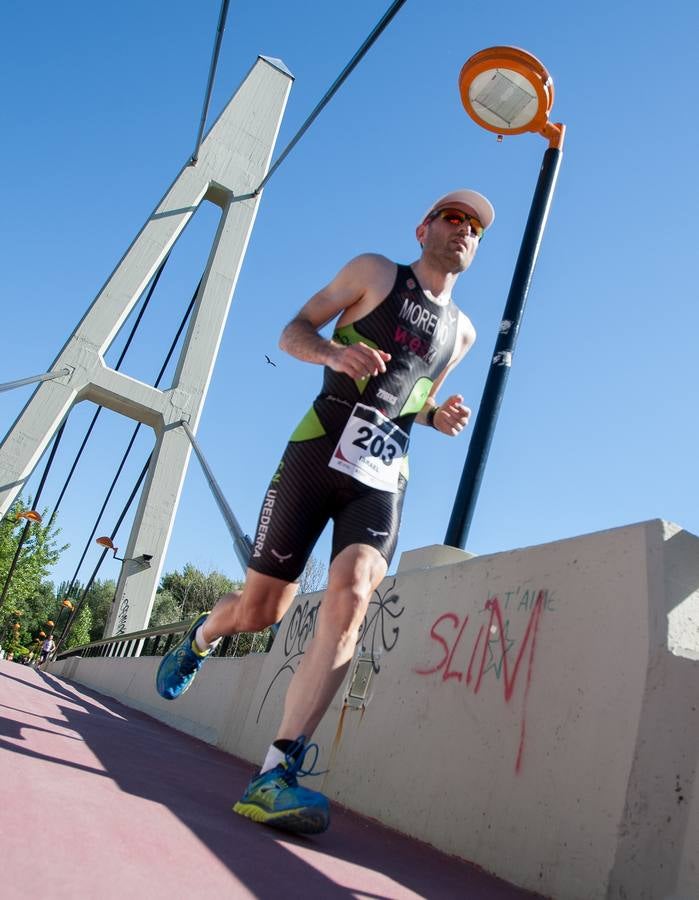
[321,583,372,637]
[235,580,298,632]
[237,604,280,633]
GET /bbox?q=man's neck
[410,258,461,305]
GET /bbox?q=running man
[39,633,56,666]
[156,189,494,834]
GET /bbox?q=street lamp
[50,599,75,641]
[95,537,152,569]
[96,536,124,559]
[445,46,565,550]
[15,510,42,523]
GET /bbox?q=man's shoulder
[344,253,397,294]
[344,253,396,277]
[451,305,476,355]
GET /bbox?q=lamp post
[95,536,153,569]
[52,599,74,641]
[445,46,566,549]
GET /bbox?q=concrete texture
[50,520,699,899]
[0,661,539,899]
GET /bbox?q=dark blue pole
[444,143,563,549]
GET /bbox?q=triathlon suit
[248,264,460,582]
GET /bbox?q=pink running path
[0,660,543,899]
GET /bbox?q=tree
[150,565,243,627]
[21,581,60,644]
[0,500,69,652]
[81,579,116,641]
[149,589,182,628]
[298,555,327,595]
[65,604,92,650]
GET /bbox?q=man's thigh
[331,477,407,570]
[248,439,334,582]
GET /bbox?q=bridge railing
[55,620,273,662]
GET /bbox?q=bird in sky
[265,355,277,367]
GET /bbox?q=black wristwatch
[426,405,440,429]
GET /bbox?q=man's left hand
[434,394,471,436]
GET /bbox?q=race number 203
[329,403,409,493]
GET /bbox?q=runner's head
[416,189,494,270]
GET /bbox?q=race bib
[328,403,408,493]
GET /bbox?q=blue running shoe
[156,612,212,700]
[233,736,330,834]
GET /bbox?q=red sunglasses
[426,207,484,240]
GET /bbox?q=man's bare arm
[416,310,476,435]
[279,254,393,378]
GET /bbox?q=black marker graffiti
[116,598,130,636]
[356,578,404,673]
[256,596,320,722]
[256,580,405,721]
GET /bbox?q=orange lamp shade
[16,510,43,523]
[459,46,563,148]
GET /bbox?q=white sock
[260,744,287,774]
[194,624,221,655]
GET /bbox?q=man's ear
[416,222,427,245]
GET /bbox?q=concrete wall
[51,520,699,900]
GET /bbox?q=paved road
[0,660,543,899]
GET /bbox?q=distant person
[39,634,56,666]
[156,189,494,834]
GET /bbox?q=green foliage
[298,555,327,594]
[82,579,116,641]
[149,589,182,628]
[12,581,58,646]
[4,640,29,659]
[0,499,70,651]
[223,629,272,657]
[150,564,243,626]
[65,604,92,649]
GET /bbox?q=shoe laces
[280,736,327,784]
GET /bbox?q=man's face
[416,205,482,272]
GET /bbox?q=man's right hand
[328,342,391,379]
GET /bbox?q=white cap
[422,189,495,231]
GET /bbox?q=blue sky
[2,0,698,594]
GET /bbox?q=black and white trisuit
[248,264,460,581]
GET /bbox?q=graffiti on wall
[256,595,320,722]
[415,587,553,771]
[256,579,405,721]
[115,597,130,635]
[356,578,404,673]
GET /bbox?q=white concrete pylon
[0,56,293,635]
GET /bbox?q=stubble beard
[425,243,473,275]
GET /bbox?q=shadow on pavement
[1,662,540,899]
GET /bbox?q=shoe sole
[232,800,329,834]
